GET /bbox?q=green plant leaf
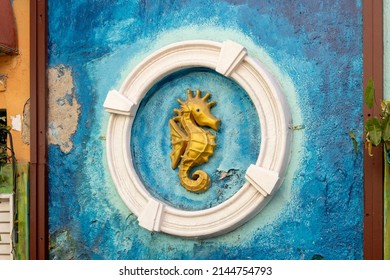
[348,130,359,155]
[311,254,325,260]
[383,117,390,142]
[382,101,390,117]
[365,79,374,109]
[366,117,382,146]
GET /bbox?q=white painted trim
[0,194,14,260]
[104,40,292,238]
[138,199,165,231]
[245,165,280,197]
[216,40,247,76]
[103,90,137,116]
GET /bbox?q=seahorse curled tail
[178,160,210,193]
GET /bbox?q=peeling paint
[0,74,7,92]
[21,99,30,145]
[48,65,80,153]
[11,114,21,131]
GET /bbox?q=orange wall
[0,0,30,163]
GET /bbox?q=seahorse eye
[196,108,200,112]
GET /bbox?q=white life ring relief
[103,40,292,238]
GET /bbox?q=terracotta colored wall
[0,0,30,163]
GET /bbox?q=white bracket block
[216,40,247,77]
[138,199,164,232]
[103,90,137,116]
[245,165,280,197]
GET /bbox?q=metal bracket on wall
[0,74,7,92]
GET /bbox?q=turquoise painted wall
[48,0,363,260]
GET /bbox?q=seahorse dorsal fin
[169,119,188,169]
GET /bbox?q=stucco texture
[0,0,30,163]
[48,0,363,260]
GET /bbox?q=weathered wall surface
[48,0,363,259]
[0,0,30,260]
[0,0,30,162]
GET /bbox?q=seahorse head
[177,89,221,131]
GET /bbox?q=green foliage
[349,130,358,155]
[0,117,11,189]
[0,116,10,166]
[364,79,390,156]
[382,116,390,142]
[311,254,325,260]
[364,79,374,109]
[365,117,382,146]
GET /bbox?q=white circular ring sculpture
[103,40,292,238]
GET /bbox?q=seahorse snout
[210,118,221,131]
[196,114,220,131]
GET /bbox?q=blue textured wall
[48,0,363,260]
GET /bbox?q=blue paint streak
[48,0,363,260]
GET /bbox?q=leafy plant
[349,130,359,155]
[362,80,390,260]
[0,116,11,187]
[364,79,390,156]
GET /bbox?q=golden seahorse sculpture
[169,89,221,193]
